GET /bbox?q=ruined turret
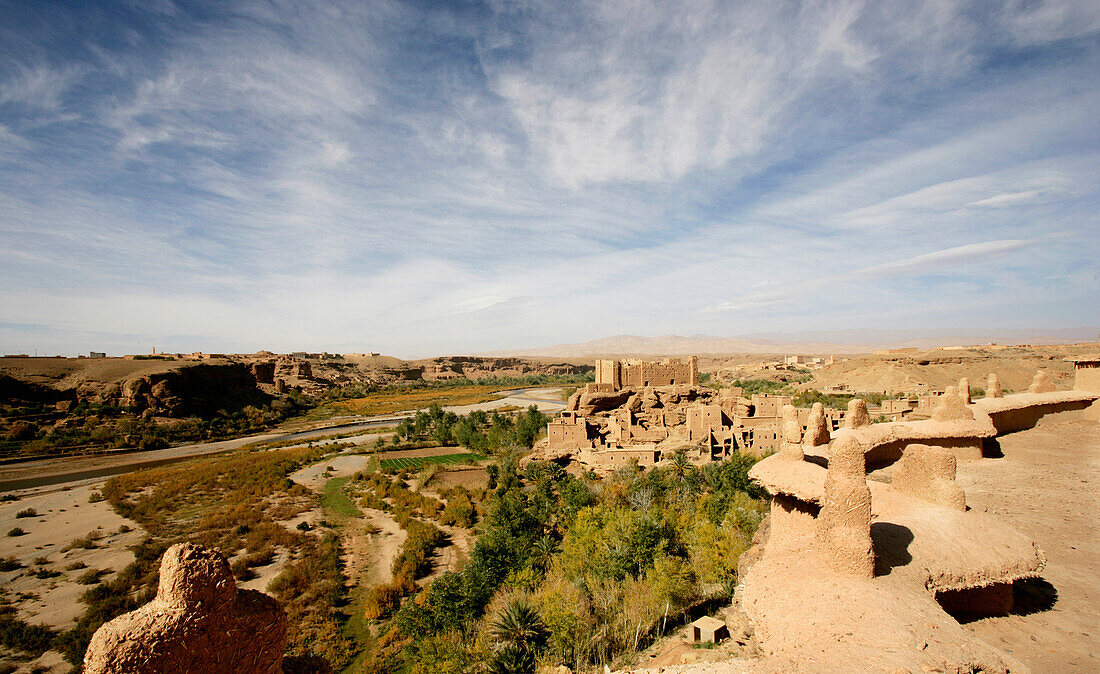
[1028,370,1055,394]
[985,373,1002,399]
[892,443,966,511]
[932,385,974,422]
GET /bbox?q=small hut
[689,616,728,644]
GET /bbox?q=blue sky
[1,0,1098,358]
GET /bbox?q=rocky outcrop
[413,356,592,381]
[117,364,269,417]
[83,543,287,674]
[575,389,634,416]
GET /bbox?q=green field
[379,453,483,471]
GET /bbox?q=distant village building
[1069,357,1100,393]
[89,351,106,358]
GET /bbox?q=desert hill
[806,345,1099,394]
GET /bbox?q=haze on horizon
[1,0,1098,359]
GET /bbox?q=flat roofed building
[690,616,728,644]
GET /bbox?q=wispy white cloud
[0,0,1097,356]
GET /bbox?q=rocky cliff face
[1,360,271,419]
[410,356,591,381]
[110,363,270,417]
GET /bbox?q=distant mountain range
[484,328,1100,358]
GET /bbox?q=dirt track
[955,415,1100,672]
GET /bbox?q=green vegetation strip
[379,453,481,471]
[321,476,362,518]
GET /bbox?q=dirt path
[350,508,405,588]
[954,416,1100,672]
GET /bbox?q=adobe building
[593,356,698,391]
[546,411,596,450]
[750,394,792,418]
[1069,356,1100,393]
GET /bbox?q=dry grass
[331,385,505,417]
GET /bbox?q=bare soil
[0,481,145,630]
[954,415,1100,672]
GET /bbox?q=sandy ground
[0,481,145,630]
[437,387,566,415]
[432,466,490,490]
[235,547,291,595]
[954,415,1100,672]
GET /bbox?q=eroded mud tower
[802,402,831,447]
[83,543,287,674]
[779,404,804,459]
[986,373,1002,399]
[958,377,971,404]
[816,435,874,577]
[932,385,974,422]
[843,397,871,429]
[1028,369,1056,394]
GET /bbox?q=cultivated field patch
[379,453,481,471]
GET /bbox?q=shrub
[64,531,101,550]
[76,569,106,585]
[15,508,36,518]
[362,580,406,621]
[0,605,57,656]
[6,528,26,537]
[230,558,255,581]
[0,557,23,571]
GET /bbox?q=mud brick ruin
[536,356,842,473]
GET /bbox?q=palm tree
[490,599,549,654]
[531,534,558,573]
[487,644,535,674]
[669,448,692,484]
